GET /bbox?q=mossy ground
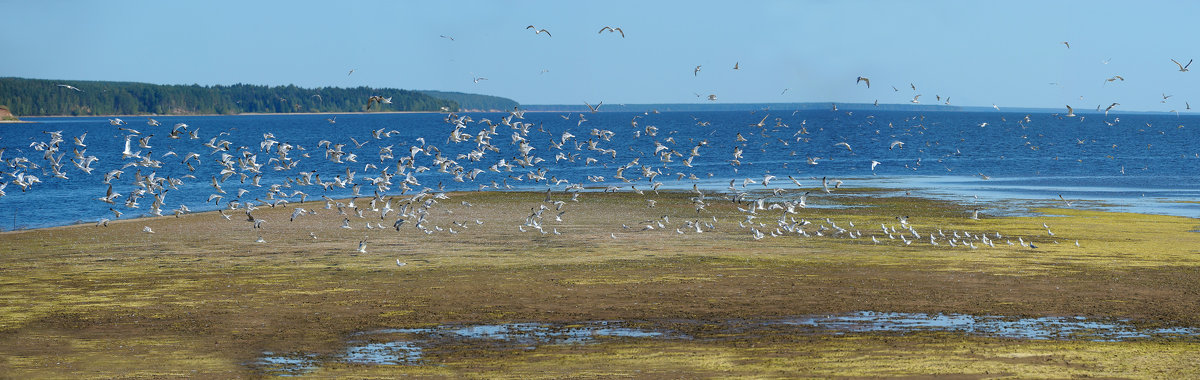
[1,190,1198,377]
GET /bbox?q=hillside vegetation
[0,77,517,116]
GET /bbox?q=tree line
[0,77,519,116]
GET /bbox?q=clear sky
[2,0,1197,112]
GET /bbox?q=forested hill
[417,90,519,112]
[0,77,517,116]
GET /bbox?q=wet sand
[1,190,1199,377]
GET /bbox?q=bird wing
[1173,59,1184,70]
[615,27,623,37]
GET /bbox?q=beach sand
[1,190,1199,377]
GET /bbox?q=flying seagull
[57,84,83,92]
[439,34,455,41]
[597,26,624,37]
[1065,105,1076,117]
[585,101,603,113]
[856,76,870,88]
[1172,59,1192,72]
[367,95,392,110]
[1062,41,1070,49]
[472,73,488,83]
[526,25,552,37]
[1104,102,1119,115]
[694,65,702,76]
[733,62,740,70]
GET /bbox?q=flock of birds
[4,33,1193,259]
[3,106,1092,258]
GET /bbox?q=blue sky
[2,0,1197,112]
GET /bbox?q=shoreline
[3,188,1200,377]
[17,110,454,119]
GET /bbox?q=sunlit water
[2,110,1199,230]
[252,312,1200,376]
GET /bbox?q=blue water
[253,314,1199,375]
[2,109,1199,229]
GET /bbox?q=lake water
[2,109,1199,229]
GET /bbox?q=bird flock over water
[4,32,1194,259]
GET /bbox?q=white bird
[1172,58,1192,72]
[57,84,83,92]
[357,239,367,254]
[597,26,624,37]
[889,141,904,150]
[525,25,551,37]
[1065,105,1076,117]
[870,160,881,172]
[143,226,154,234]
[396,259,407,267]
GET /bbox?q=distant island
[0,77,519,117]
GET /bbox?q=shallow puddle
[253,312,1198,376]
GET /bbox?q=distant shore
[16,110,455,119]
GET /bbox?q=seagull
[525,25,552,37]
[1172,58,1192,72]
[1104,103,1119,115]
[834,142,853,152]
[396,259,407,267]
[143,226,154,234]
[357,239,367,254]
[870,160,881,171]
[439,34,455,41]
[597,26,624,37]
[694,65,702,76]
[585,101,603,113]
[733,62,739,70]
[471,73,488,83]
[1065,105,1076,117]
[57,84,83,92]
[911,94,921,104]
[347,69,355,76]
[1062,41,1070,49]
[367,95,392,110]
[706,94,717,101]
[889,140,904,150]
[856,76,870,88]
